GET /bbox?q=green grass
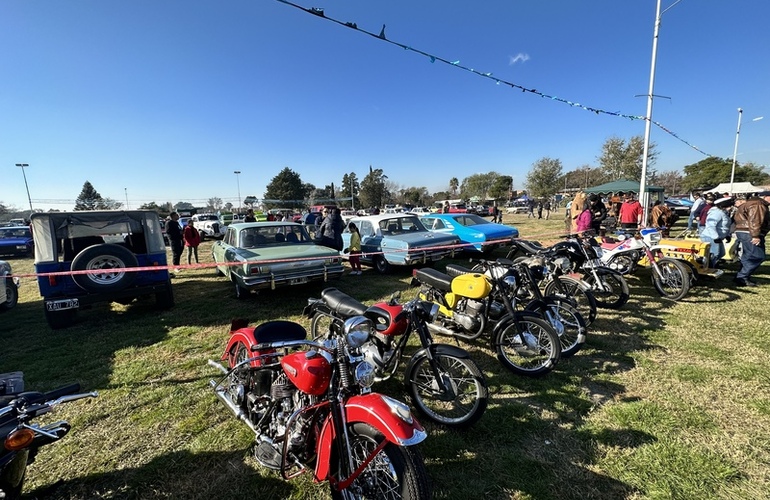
[1,212,769,499]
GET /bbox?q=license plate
[289,277,308,285]
[46,298,79,311]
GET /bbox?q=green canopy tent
[583,179,664,195]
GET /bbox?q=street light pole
[125,187,130,210]
[729,108,743,194]
[639,0,682,226]
[234,171,242,211]
[15,163,34,217]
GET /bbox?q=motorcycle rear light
[5,428,35,451]
[49,275,57,286]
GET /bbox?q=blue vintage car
[341,214,461,274]
[0,226,34,257]
[420,213,519,253]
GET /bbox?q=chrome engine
[453,298,485,332]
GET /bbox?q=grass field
[1,213,769,499]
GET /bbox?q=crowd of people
[563,189,770,288]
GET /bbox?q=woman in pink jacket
[575,200,594,235]
[183,219,202,265]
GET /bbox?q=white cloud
[509,53,530,65]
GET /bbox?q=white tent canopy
[703,182,765,194]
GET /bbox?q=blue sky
[2,0,768,211]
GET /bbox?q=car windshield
[239,225,311,248]
[0,228,31,238]
[452,214,490,226]
[379,216,427,235]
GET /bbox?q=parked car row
[0,226,34,257]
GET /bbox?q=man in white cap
[731,191,770,286]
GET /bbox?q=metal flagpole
[729,108,743,194]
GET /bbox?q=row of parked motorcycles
[2,228,691,499]
[203,228,694,498]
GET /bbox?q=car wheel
[0,279,18,311]
[71,244,139,293]
[374,255,391,274]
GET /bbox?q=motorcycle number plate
[289,277,308,285]
[46,298,79,311]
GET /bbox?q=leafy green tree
[207,197,223,211]
[561,165,605,190]
[101,198,123,210]
[525,158,563,198]
[359,166,389,209]
[598,135,657,181]
[681,157,770,191]
[263,167,306,209]
[401,186,429,206]
[460,172,501,200]
[340,172,360,207]
[489,175,513,201]
[174,201,195,212]
[655,170,684,195]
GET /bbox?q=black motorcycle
[0,372,97,500]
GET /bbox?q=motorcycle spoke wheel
[583,270,630,309]
[408,354,488,428]
[544,277,597,326]
[330,423,430,500]
[495,316,561,377]
[543,299,587,358]
[310,312,338,340]
[651,258,690,300]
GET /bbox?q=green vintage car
[212,222,344,299]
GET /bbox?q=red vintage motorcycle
[208,318,432,499]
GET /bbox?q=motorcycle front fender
[314,393,427,481]
[0,449,29,497]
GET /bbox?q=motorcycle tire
[582,268,630,309]
[310,311,343,340]
[406,353,488,429]
[526,297,587,358]
[543,276,598,326]
[329,422,431,500]
[493,313,561,377]
[651,257,691,300]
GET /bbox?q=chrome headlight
[355,362,376,388]
[343,316,373,348]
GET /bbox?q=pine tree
[74,181,105,211]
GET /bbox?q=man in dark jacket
[589,194,607,234]
[732,191,770,286]
[166,212,183,271]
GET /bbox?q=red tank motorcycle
[208,318,432,499]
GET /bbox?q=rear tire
[155,279,174,309]
[71,244,139,292]
[0,280,18,311]
[406,352,488,428]
[233,279,250,300]
[329,423,431,500]
[583,269,630,309]
[527,297,587,358]
[374,256,391,275]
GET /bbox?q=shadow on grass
[27,448,300,500]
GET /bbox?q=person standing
[492,204,501,224]
[732,191,770,286]
[183,219,201,265]
[700,197,734,268]
[618,193,642,230]
[537,200,543,219]
[588,194,607,234]
[697,193,717,234]
[687,192,704,231]
[166,212,183,271]
[544,200,551,220]
[244,209,257,223]
[442,201,450,214]
[347,222,363,275]
[575,200,594,235]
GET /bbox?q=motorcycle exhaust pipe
[208,359,229,375]
[211,386,259,434]
[426,322,484,341]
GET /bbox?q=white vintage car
[191,213,226,239]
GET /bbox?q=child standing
[348,222,362,275]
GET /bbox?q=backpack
[698,205,713,227]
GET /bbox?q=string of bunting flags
[275,0,711,157]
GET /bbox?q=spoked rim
[410,355,484,425]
